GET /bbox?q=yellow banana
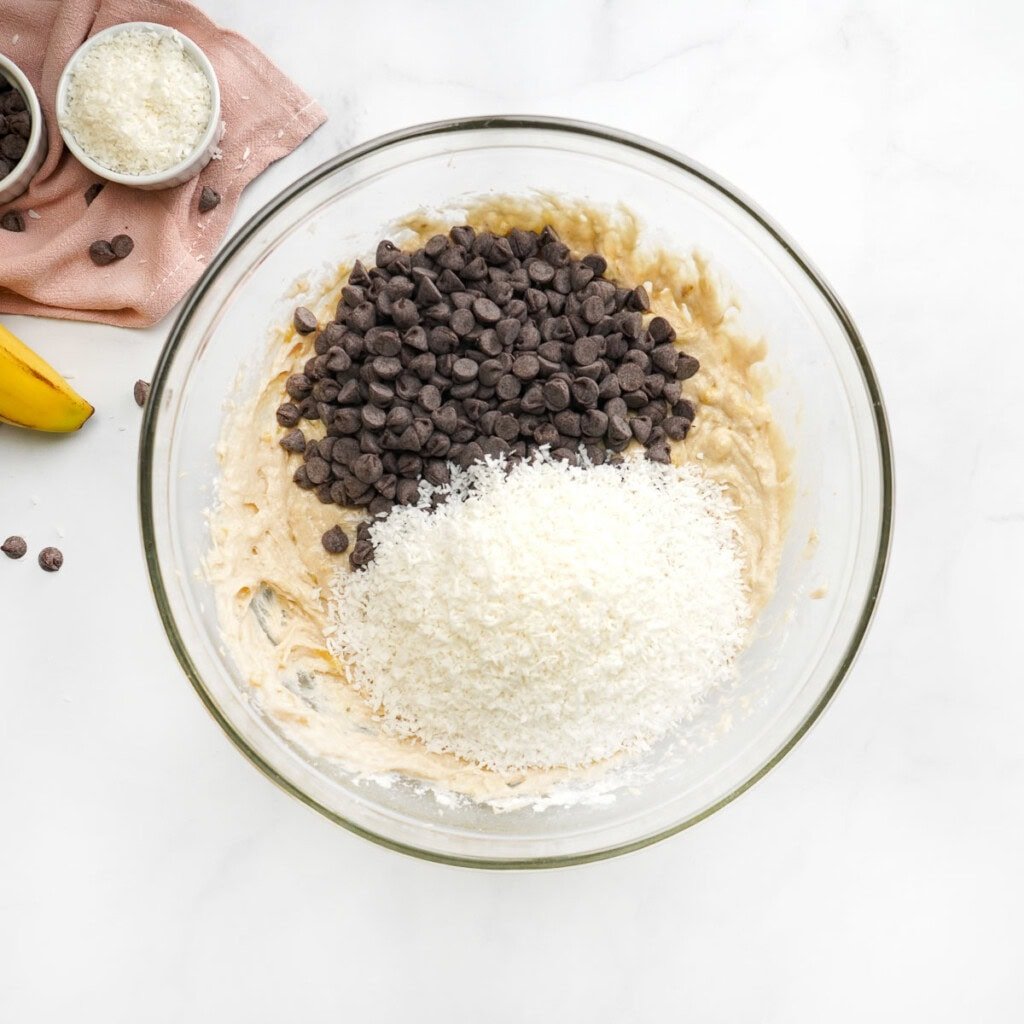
[0,322,94,432]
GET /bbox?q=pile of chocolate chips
[276,225,700,560]
[0,78,31,181]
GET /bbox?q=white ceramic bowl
[55,22,222,191]
[0,53,47,205]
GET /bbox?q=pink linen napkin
[0,0,325,327]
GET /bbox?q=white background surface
[2,1,1022,1020]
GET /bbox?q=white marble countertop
[1,1,1021,1020]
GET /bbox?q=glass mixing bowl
[140,116,893,868]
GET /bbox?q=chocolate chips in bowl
[0,76,31,174]
[0,56,46,206]
[276,225,701,567]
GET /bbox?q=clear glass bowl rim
[138,114,895,870]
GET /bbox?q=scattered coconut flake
[27,209,41,219]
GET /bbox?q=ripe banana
[0,323,94,432]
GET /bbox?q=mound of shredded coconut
[62,28,212,175]
[327,454,750,772]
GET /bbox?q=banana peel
[0,323,94,432]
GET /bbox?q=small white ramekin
[0,53,48,205]
[55,22,222,191]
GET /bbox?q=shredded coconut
[61,28,212,175]
[327,454,750,772]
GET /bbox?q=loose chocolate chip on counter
[2,210,26,232]
[321,525,350,554]
[133,379,151,407]
[84,182,105,205]
[2,535,27,559]
[111,234,134,259]
[293,306,318,334]
[38,546,63,572]
[198,186,222,213]
[88,240,117,265]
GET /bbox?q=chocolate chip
[84,182,105,206]
[667,401,693,425]
[0,132,26,160]
[580,295,605,326]
[397,453,423,478]
[494,414,519,442]
[647,345,675,378]
[321,525,350,553]
[527,260,554,285]
[580,409,608,437]
[646,443,672,464]
[553,410,581,437]
[415,384,440,412]
[572,336,602,365]
[293,306,318,334]
[198,185,221,213]
[512,353,540,380]
[457,441,485,469]
[359,406,385,432]
[472,297,502,324]
[88,239,116,265]
[349,539,375,569]
[376,473,398,499]
[663,415,691,440]
[1,535,27,559]
[452,357,478,383]
[648,316,676,343]
[631,416,653,445]
[676,354,700,380]
[615,363,645,392]
[38,546,63,572]
[493,374,520,401]
[423,431,450,457]
[112,234,133,259]
[542,378,571,412]
[571,377,599,408]
[494,318,520,347]
[606,414,632,446]
[396,478,420,505]
[424,459,450,487]
[628,285,650,312]
[533,423,559,447]
[132,379,151,408]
